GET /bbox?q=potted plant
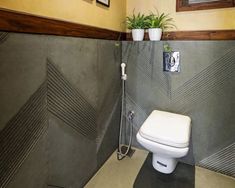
[126,12,147,41]
[146,12,175,41]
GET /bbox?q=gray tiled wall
[122,41,235,177]
[0,32,121,188]
[0,30,234,188]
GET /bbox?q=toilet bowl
[136,110,191,174]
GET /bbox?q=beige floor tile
[85,149,235,188]
[195,166,235,188]
[84,148,148,188]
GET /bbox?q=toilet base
[152,154,178,174]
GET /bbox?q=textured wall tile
[0,33,47,129]
[122,41,235,177]
[0,32,121,188]
[47,60,97,140]
[47,37,99,109]
[6,132,48,188]
[0,83,48,188]
[199,142,235,177]
[47,115,97,188]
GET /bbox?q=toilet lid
[139,110,191,148]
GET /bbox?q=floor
[85,148,235,188]
[85,148,148,188]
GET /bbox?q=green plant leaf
[144,11,176,31]
[125,10,148,29]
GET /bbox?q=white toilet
[136,110,191,174]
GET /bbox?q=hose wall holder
[163,51,180,72]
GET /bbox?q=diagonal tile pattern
[199,142,235,177]
[47,60,97,140]
[122,41,235,177]
[0,32,9,45]
[0,82,47,188]
[0,60,99,188]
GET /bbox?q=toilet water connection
[117,63,135,160]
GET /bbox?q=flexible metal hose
[117,79,134,160]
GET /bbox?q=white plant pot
[148,28,162,41]
[132,29,145,41]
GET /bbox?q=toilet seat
[137,132,189,158]
[139,110,191,148]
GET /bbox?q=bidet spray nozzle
[121,63,127,80]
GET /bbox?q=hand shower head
[121,63,126,68]
[121,63,127,80]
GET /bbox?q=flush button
[163,52,180,72]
